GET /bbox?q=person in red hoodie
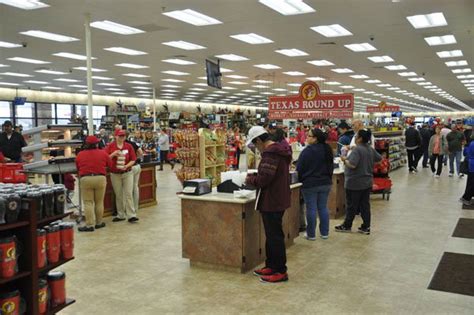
[245,126,292,283]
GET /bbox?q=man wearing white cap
[245,126,292,283]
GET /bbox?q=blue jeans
[302,185,331,238]
[449,151,462,175]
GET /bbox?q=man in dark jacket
[405,122,422,173]
[337,121,354,156]
[420,124,433,168]
[447,124,465,177]
[0,120,27,162]
[245,126,292,283]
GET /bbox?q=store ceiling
[0,0,473,112]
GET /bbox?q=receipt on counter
[233,189,256,199]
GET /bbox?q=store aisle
[61,167,473,314]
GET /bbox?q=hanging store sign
[366,101,400,113]
[268,81,354,119]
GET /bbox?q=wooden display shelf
[0,220,29,232]
[205,143,226,147]
[0,271,31,285]
[39,257,75,274]
[47,298,76,315]
[199,128,227,186]
[38,211,74,226]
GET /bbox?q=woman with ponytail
[296,128,334,240]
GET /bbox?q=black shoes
[112,217,126,222]
[128,217,139,223]
[95,222,106,229]
[358,226,371,235]
[335,224,351,232]
[78,226,94,232]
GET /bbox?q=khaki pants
[80,176,107,227]
[110,171,136,219]
[131,164,141,212]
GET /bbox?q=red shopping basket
[0,163,28,183]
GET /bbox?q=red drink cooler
[0,290,21,315]
[37,229,47,268]
[47,271,66,307]
[0,236,17,279]
[45,226,60,264]
[59,223,74,259]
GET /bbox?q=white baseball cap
[246,126,268,146]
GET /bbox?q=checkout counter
[178,183,302,273]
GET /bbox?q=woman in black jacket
[296,128,334,240]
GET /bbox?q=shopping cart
[372,157,392,200]
[0,163,28,183]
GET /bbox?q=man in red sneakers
[245,126,292,283]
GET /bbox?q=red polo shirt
[76,148,111,176]
[105,141,136,173]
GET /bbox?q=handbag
[460,159,469,174]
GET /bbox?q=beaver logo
[38,290,47,303]
[1,301,16,313]
[300,81,320,101]
[6,247,16,260]
[379,101,387,110]
[8,201,17,211]
[57,194,66,203]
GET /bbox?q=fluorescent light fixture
[326,81,341,85]
[254,64,281,69]
[67,85,87,89]
[258,0,315,15]
[307,60,334,66]
[197,76,207,80]
[226,75,248,79]
[222,86,237,90]
[306,77,325,81]
[424,35,456,46]
[350,74,369,79]
[321,90,334,93]
[452,68,471,74]
[228,81,247,85]
[344,43,376,52]
[162,40,205,50]
[54,78,80,82]
[123,73,150,78]
[73,67,107,72]
[97,83,120,86]
[253,85,269,88]
[132,86,152,90]
[437,50,463,58]
[220,67,233,73]
[0,64,9,67]
[115,63,148,69]
[35,69,66,75]
[367,55,394,63]
[104,47,147,55]
[161,70,189,76]
[162,9,222,26]
[20,30,79,42]
[365,79,381,83]
[0,40,22,48]
[0,0,49,10]
[24,80,47,84]
[42,86,62,90]
[193,83,208,86]
[230,33,273,44]
[53,52,95,60]
[377,84,391,87]
[111,92,127,95]
[163,78,185,82]
[283,71,305,76]
[162,58,196,65]
[398,72,417,77]
[90,20,144,35]
[387,87,400,90]
[91,76,114,80]
[7,57,49,64]
[287,83,302,87]
[408,77,426,82]
[385,65,407,71]
[77,89,98,93]
[353,88,365,92]
[331,68,353,73]
[417,82,431,86]
[341,85,354,89]
[458,75,474,79]
[310,24,352,37]
[190,88,206,91]
[0,82,19,86]
[423,85,437,89]
[253,79,273,83]
[215,54,249,61]
[0,72,31,77]
[273,88,287,91]
[445,60,468,67]
[128,81,151,85]
[275,48,308,57]
[406,12,447,29]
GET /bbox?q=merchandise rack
[373,131,407,171]
[0,200,75,314]
[198,128,227,186]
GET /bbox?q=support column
[153,86,157,131]
[85,13,94,135]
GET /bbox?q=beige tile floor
[61,162,474,314]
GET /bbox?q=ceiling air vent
[372,66,385,69]
[134,24,168,32]
[317,42,336,45]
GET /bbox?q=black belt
[111,169,131,174]
[82,174,105,177]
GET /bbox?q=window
[0,101,12,118]
[76,105,106,130]
[15,102,35,130]
[37,103,55,125]
[16,118,35,131]
[57,104,73,121]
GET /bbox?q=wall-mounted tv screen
[206,59,222,89]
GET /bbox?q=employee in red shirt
[105,129,138,223]
[76,136,112,232]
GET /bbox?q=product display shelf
[39,257,75,274]
[0,198,75,315]
[37,211,73,226]
[374,134,407,172]
[198,128,227,186]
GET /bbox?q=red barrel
[0,290,21,315]
[38,279,48,314]
[0,236,17,278]
[37,229,47,268]
[59,223,74,259]
[47,271,66,307]
[45,226,60,264]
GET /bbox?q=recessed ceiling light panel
[230,33,273,44]
[20,30,79,42]
[406,12,447,29]
[258,0,315,15]
[104,47,147,55]
[275,48,308,57]
[162,9,222,26]
[344,43,376,52]
[162,40,206,50]
[424,35,456,46]
[90,20,144,35]
[310,24,352,37]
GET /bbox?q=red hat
[114,129,126,137]
[85,136,100,145]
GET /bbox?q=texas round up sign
[268,81,354,119]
